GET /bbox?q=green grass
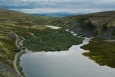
[81,38,115,68]
[0,7,67,76]
[0,74,3,77]
[23,28,83,51]
[17,63,25,77]
[112,29,115,35]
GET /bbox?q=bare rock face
[26,32,34,36]
[54,11,115,39]
[8,33,17,39]
[69,18,115,39]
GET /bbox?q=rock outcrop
[53,11,115,39]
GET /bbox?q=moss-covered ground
[0,74,3,77]
[0,8,84,76]
[23,28,83,51]
[0,9,57,71]
[81,38,115,68]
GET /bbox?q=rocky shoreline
[13,33,26,77]
[0,31,26,77]
[0,61,19,77]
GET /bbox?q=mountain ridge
[52,11,115,39]
[33,12,82,17]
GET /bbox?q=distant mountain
[33,12,82,17]
[0,7,8,12]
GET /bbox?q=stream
[20,37,115,77]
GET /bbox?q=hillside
[33,12,78,17]
[0,7,84,76]
[0,7,56,76]
[52,11,115,39]
[1,7,115,76]
[51,11,115,68]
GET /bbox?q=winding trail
[9,32,25,77]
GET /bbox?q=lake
[20,38,115,77]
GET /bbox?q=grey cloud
[0,0,115,13]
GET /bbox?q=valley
[0,7,115,77]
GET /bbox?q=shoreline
[81,38,115,68]
[15,26,88,77]
[13,32,26,77]
[19,37,92,77]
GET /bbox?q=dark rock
[53,11,115,39]
[14,49,20,52]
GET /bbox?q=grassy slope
[0,8,56,67]
[52,11,115,27]
[0,7,83,69]
[81,38,115,68]
[24,28,83,51]
[0,74,2,77]
[52,11,115,39]
[1,7,115,72]
[51,11,115,68]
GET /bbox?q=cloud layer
[0,0,115,13]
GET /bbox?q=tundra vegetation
[0,7,83,76]
[81,38,115,68]
[1,7,115,77]
[23,28,83,51]
[52,11,115,68]
[0,7,64,76]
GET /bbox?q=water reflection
[20,38,115,77]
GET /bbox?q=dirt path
[12,32,25,77]
[0,30,25,77]
[13,52,22,77]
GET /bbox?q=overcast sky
[0,0,115,14]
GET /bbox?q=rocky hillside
[52,11,115,39]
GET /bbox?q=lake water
[20,38,115,77]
